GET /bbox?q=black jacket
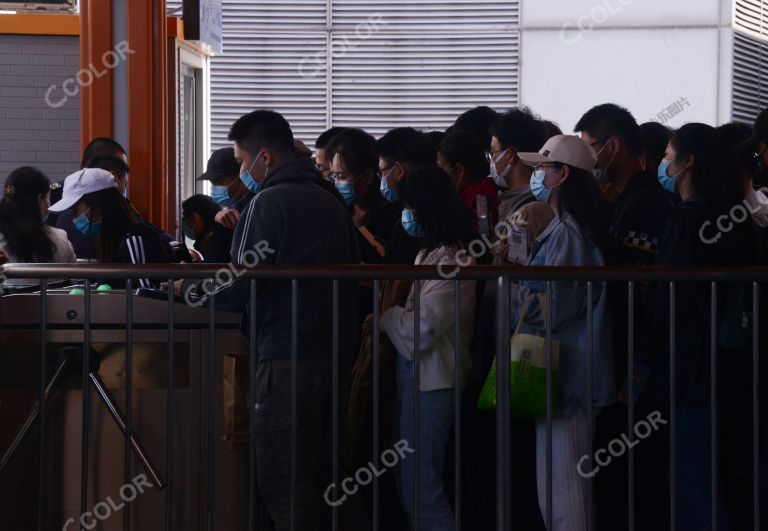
[208,157,361,362]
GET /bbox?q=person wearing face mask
[195,147,254,233]
[314,126,348,179]
[53,137,129,258]
[438,130,499,239]
[376,127,437,265]
[180,194,231,262]
[637,124,746,531]
[575,104,673,266]
[487,108,547,222]
[0,167,75,287]
[48,168,174,289]
[516,135,615,531]
[327,128,399,265]
[380,165,476,531]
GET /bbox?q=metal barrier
[0,263,766,531]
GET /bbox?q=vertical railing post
[166,278,175,531]
[496,276,511,530]
[454,280,462,531]
[207,282,215,531]
[628,281,635,531]
[753,281,760,531]
[545,281,554,530]
[248,279,258,531]
[670,281,677,531]
[80,279,92,525]
[332,279,340,531]
[413,279,421,530]
[290,279,298,531]
[124,280,134,531]
[710,282,718,531]
[586,281,594,531]
[372,279,381,531]
[37,279,47,531]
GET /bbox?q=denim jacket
[511,213,616,416]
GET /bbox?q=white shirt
[0,226,76,286]
[745,188,768,228]
[380,246,476,392]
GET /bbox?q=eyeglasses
[377,165,396,179]
[484,147,518,164]
[753,144,768,160]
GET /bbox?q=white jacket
[380,246,476,392]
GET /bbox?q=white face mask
[490,151,512,188]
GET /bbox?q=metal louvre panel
[221,0,327,32]
[210,33,328,149]
[331,34,519,137]
[734,0,768,38]
[732,31,768,123]
[332,0,519,31]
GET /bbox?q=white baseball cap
[49,168,117,212]
[518,135,598,174]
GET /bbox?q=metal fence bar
[372,279,381,531]
[413,279,421,531]
[290,279,298,531]
[454,279,461,531]
[37,279,46,531]
[586,281,594,531]
[546,281,553,530]
[248,279,257,531]
[710,282,718,531]
[124,280,133,531]
[166,278,174,531]
[670,281,677,531]
[627,281,635,531]
[496,276,511,531]
[80,279,92,525]
[753,281,760,531]
[207,284,215,531]
[332,279,340,531]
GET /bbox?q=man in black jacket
[213,110,360,530]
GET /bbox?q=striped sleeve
[125,235,152,289]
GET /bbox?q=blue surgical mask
[379,168,399,203]
[401,208,427,238]
[657,159,677,194]
[41,211,49,223]
[74,209,101,237]
[211,184,231,205]
[530,169,551,203]
[240,154,263,194]
[335,180,358,207]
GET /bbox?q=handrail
[3,263,768,281]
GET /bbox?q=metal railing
[1,263,766,531]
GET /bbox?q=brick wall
[0,34,80,189]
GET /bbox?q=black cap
[196,147,240,181]
[737,107,768,153]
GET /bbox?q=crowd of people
[2,102,768,531]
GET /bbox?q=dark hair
[540,120,563,138]
[425,131,445,153]
[574,103,641,156]
[326,128,378,177]
[490,107,547,152]
[86,154,130,178]
[81,137,126,168]
[439,131,488,182]
[79,188,142,262]
[556,164,611,256]
[453,106,499,147]
[397,165,475,253]
[228,110,295,158]
[182,194,222,233]
[0,167,55,262]
[673,123,752,263]
[670,124,730,211]
[315,127,348,149]
[376,127,436,166]
[714,122,756,179]
[638,122,673,172]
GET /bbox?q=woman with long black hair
[516,135,616,531]
[49,168,173,288]
[0,167,75,286]
[380,165,477,530]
